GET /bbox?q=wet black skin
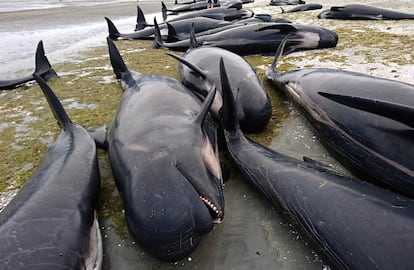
[0,41,58,90]
[265,36,414,198]
[162,0,220,13]
[99,38,224,261]
[153,21,338,56]
[105,16,233,40]
[318,4,414,20]
[0,75,102,270]
[269,0,305,6]
[281,3,323,13]
[219,58,414,270]
[169,46,272,133]
[162,2,254,22]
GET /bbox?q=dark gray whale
[318,4,414,20]
[0,41,58,90]
[269,0,305,6]
[219,57,414,270]
[153,19,338,56]
[106,15,233,40]
[265,36,414,198]
[167,47,272,133]
[162,1,254,21]
[281,3,322,13]
[0,75,102,269]
[90,38,225,261]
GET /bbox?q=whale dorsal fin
[189,22,199,49]
[219,57,240,133]
[106,37,130,79]
[33,74,72,131]
[318,92,414,129]
[135,6,151,30]
[35,40,58,81]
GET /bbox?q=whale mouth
[200,195,223,223]
[175,161,224,223]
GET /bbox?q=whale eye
[202,136,222,181]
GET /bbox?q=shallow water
[0,0,162,79]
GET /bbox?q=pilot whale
[0,41,58,90]
[318,4,414,20]
[219,58,414,270]
[167,47,272,133]
[265,35,414,198]
[0,75,102,269]
[152,18,338,56]
[89,38,225,261]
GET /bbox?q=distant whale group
[1,0,414,269]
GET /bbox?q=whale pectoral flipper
[318,92,414,129]
[88,124,110,149]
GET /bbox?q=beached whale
[318,4,414,20]
[153,19,338,56]
[219,57,414,270]
[280,3,322,13]
[0,41,58,90]
[161,0,220,13]
[167,46,272,133]
[0,75,102,269]
[265,36,414,198]
[269,0,305,6]
[105,15,233,40]
[162,1,254,21]
[89,38,225,261]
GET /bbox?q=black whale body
[219,58,414,270]
[153,20,338,56]
[318,4,414,20]
[281,3,322,13]
[106,15,233,40]
[162,1,254,21]
[168,46,272,133]
[265,36,414,198]
[0,75,102,269]
[90,38,225,261]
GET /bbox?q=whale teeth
[199,196,221,216]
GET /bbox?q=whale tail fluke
[34,40,58,82]
[105,17,121,40]
[318,92,414,129]
[33,74,72,130]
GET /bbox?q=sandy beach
[0,0,413,269]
